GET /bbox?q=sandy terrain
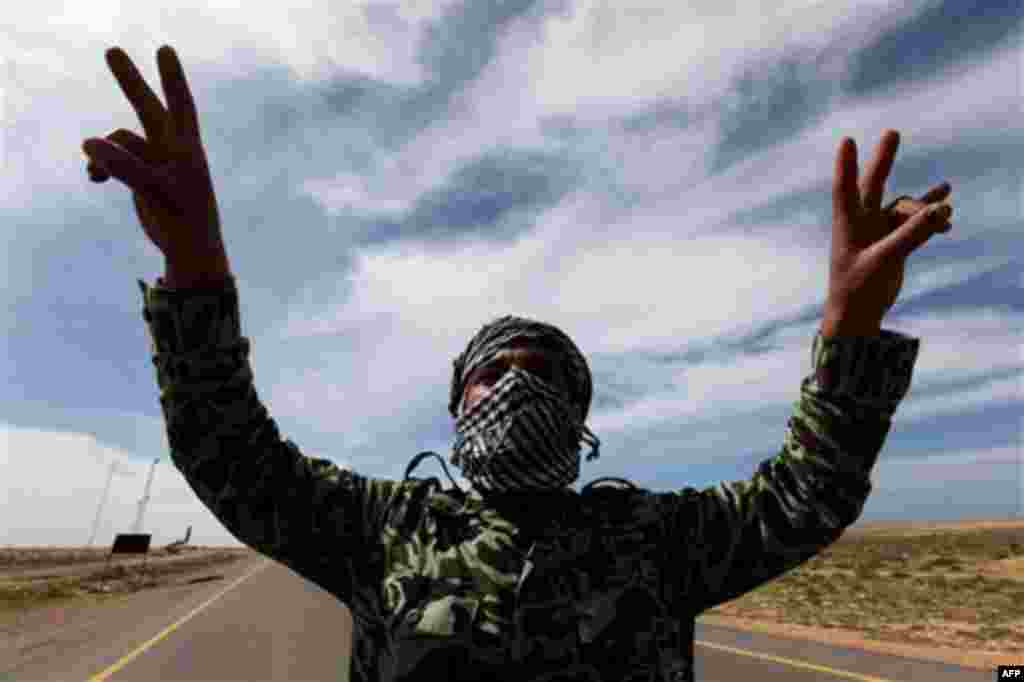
[844,517,1024,536]
[0,545,252,622]
[0,546,248,583]
[702,517,1024,672]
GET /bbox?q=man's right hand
[82,45,231,286]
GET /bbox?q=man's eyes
[475,364,504,384]
[479,362,557,385]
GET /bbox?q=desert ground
[0,545,252,618]
[700,517,1024,671]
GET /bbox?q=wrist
[820,312,881,339]
[820,326,880,339]
[163,260,232,289]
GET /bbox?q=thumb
[871,201,952,264]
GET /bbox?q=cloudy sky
[2,0,1021,548]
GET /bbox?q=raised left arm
[662,327,920,615]
[662,130,949,614]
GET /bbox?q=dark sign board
[110,533,152,555]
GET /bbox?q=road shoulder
[697,612,1011,672]
[1,553,265,682]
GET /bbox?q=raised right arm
[138,275,398,603]
[86,44,402,608]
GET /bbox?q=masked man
[139,279,919,682]
[92,43,937,682]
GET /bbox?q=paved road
[2,554,995,682]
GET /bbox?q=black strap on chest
[582,476,639,493]
[403,450,465,493]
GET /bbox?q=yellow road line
[87,559,271,682]
[696,639,898,682]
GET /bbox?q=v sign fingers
[858,129,900,214]
[105,48,170,146]
[832,138,862,235]
[84,45,228,278]
[825,131,953,335]
[157,46,202,143]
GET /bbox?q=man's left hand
[823,129,954,337]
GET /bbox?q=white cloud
[300,6,1019,253]
[587,304,1023,436]
[2,422,244,547]
[7,1,460,85]
[263,12,1022,446]
[0,1,462,211]
[892,255,1017,312]
[300,173,416,217]
[265,192,1022,436]
[899,374,1021,424]
[887,306,1023,388]
[4,0,1022,549]
[521,0,927,117]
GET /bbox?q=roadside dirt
[0,545,243,572]
[0,546,247,583]
[843,518,1024,537]
[0,546,253,617]
[702,518,1024,672]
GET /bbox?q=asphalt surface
[1,554,997,682]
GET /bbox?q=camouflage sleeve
[137,276,400,604]
[662,329,920,616]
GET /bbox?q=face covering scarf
[447,315,601,494]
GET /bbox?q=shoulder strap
[403,450,465,493]
[376,451,467,537]
[582,476,640,492]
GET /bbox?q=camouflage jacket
[138,276,920,682]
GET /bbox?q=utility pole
[88,459,117,547]
[132,458,160,534]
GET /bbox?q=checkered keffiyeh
[448,315,594,424]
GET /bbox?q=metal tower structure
[132,458,160,534]
[88,458,118,547]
